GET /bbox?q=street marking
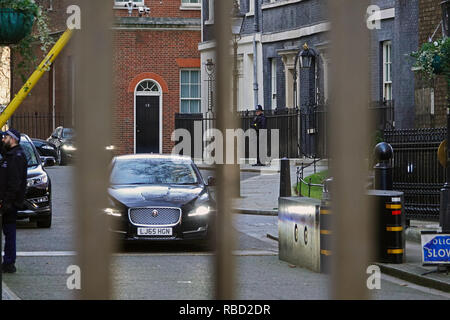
[8,250,277,257]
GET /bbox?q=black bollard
[374,142,393,190]
[280,158,291,197]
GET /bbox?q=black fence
[174,107,329,161]
[9,112,65,140]
[384,127,446,221]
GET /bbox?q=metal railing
[296,159,324,197]
[9,112,65,140]
[384,127,446,221]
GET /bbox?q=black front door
[136,96,160,153]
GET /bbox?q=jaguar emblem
[152,209,158,217]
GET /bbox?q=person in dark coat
[0,129,28,273]
[251,105,267,166]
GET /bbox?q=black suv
[4,134,53,228]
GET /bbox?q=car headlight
[27,173,48,187]
[62,144,76,151]
[188,205,210,217]
[42,145,55,150]
[103,208,123,217]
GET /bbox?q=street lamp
[231,0,244,114]
[293,43,317,109]
[231,0,244,198]
[440,0,450,232]
[205,59,215,113]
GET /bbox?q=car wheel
[60,150,67,166]
[37,199,52,228]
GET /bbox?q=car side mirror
[207,176,216,187]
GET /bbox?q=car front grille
[128,207,181,227]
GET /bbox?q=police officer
[1,129,27,273]
[251,105,267,166]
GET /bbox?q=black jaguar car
[11,134,53,228]
[106,154,216,244]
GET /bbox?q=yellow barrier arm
[0,28,74,128]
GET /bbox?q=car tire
[37,216,52,228]
[59,150,67,166]
[37,199,52,228]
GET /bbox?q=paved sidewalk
[208,161,450,293]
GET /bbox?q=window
[271,58,277,109]
[382,41,392,101]
[248,0,254,15]
[180,70,201,113]
[114,0,144,7]
[181,0,201,9]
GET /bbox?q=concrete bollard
[374,142,393,190]
[279,158,291,197]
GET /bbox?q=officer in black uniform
[1,129,27,273]
[251,105,267,166]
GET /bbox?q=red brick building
[112,0,201,155]
[9,0,201,155]
[415,0,448,127]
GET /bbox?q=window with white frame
[248,0,255,15]
[180,70,201,113]
[382,41,392,101]
[205,0,214,24]
[181,0,201,9]
[114,0,144,7]
[271,58,277,109]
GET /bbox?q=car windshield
[62,128,75,139]
[20,140,40,167]
[110,158,199,185]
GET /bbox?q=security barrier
[279,190,405,275]
[319,199,332,273]
[368,190,405,264]
[278,197,321,273]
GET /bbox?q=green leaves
[411,37,450,87]
[0,0,53,82]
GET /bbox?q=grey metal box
[278,197,321,272]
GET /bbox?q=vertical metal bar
[74,0,114,299]
[329,0,373,299]
[214,0,236,300]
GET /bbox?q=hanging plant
[411,37,450,91]
[0,0,54,82]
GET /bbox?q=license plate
[137,227,173,236]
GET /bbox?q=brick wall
[10,0,201,150]
[415,0,448,128]
[113,28,201,155]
